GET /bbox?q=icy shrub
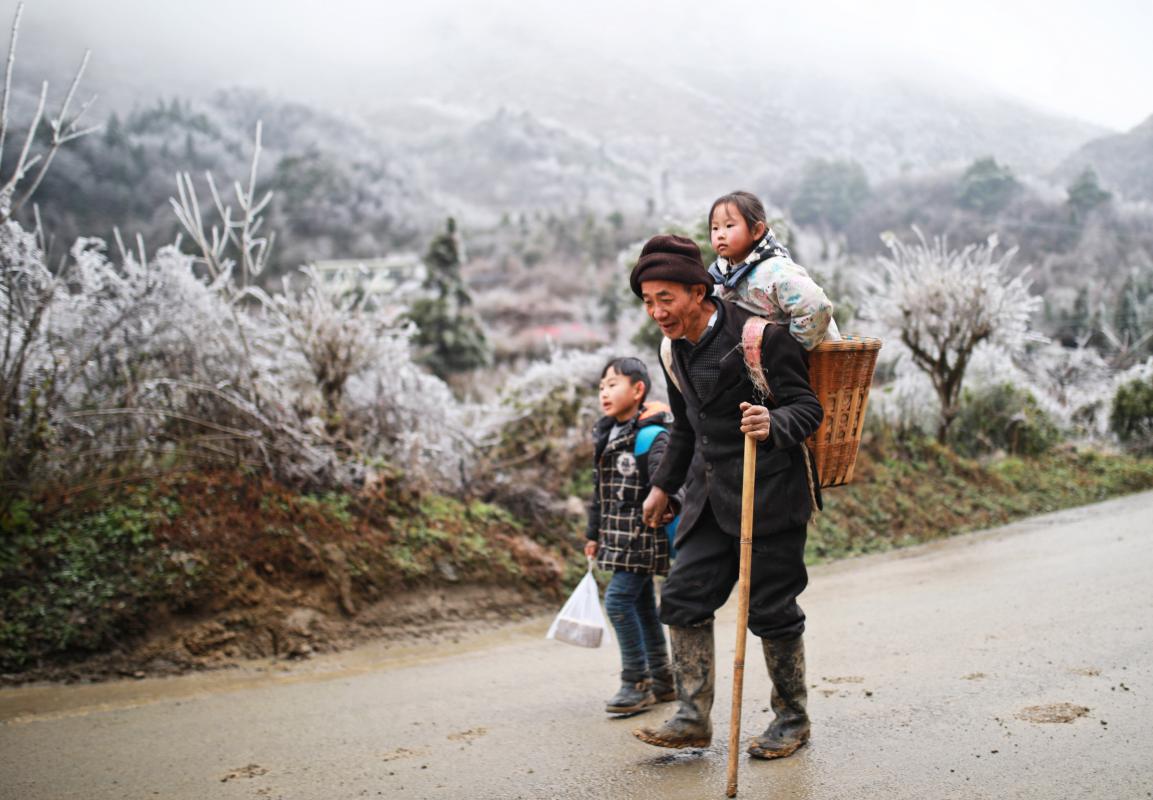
[950,383,1060,457]
[1110,375,1153,454]
[476,347,611,526]
[0,213,475,494]
[869,367,939,440]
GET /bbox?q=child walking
[584,357,678,714]
[708,190,840,350]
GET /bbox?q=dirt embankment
[5,443,1152,685]
[2,470,573,684]
[9,583,552,685]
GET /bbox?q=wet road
[3,491,1152,800]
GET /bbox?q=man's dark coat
[651,299,823,539]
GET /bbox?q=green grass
[0,490,196,670]
[807,441,1153,564]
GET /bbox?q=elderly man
[629,234,823,760]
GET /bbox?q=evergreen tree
[409,218,490,379]
[956,157,1020,215]
[103,112,124,148]
[791,158,869,258]
[792,158,870,231]
[1067,168,1112,221]
[1057,286,1092,345]
[1072,286,1091,337]
[1114,277,1141,345]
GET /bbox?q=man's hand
[584,539,598,559]
[739,401,772,442]
[642,486,670,528]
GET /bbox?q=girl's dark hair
[709,190,767,231]
[601,356,650,401]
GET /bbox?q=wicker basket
[806,335,883,488]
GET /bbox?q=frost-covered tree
[409,218,490,379]
[3,86,476,497]
[0,3,100,499]
[0,3,98,226]
[864,228,1041,443]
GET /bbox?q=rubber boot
[606,677,656,714]
[632,623,714,748]
[747,633,810,759]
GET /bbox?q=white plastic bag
[546,561,611,648]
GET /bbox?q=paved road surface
[3,492,1152,800]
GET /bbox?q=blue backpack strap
[633,424,664,457]
[634,424,679,559]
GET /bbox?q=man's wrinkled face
[641,280,704,340]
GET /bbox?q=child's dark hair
[601,356,650,401]
[709,190,767,231]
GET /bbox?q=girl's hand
[739,402,772,442]
[584,540,598,559]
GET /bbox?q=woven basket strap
[740,317,772,403]
[800,434,820,514]
[742,317,819,512]
[665,319,819,510]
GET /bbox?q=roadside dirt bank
[1,583,553,687]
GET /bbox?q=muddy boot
[606,677,656,714]
[632,623,714,748]
[747,633,810,759]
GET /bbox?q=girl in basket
[584,357,680,714]
[708,190,840,350]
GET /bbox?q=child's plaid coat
[585,403,674,575]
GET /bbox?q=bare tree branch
[0,1,23,177]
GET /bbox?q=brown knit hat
[629,234,711,297]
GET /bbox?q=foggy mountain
[12,5,1114,227]
[347,37,1113,220]
[1055,113,1153,203]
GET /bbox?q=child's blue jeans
[604,570,669,683]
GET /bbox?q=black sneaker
[605,680,656,714]
[650,672,676,703]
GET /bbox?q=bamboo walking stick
[725,434,757,797]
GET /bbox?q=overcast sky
[7,0,1151,131]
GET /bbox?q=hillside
[14,32,1110,230]
[1056,113,1153,202]
[364,56,1108,207]
[10,88,434,278]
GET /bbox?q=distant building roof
[310,254,426,296]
